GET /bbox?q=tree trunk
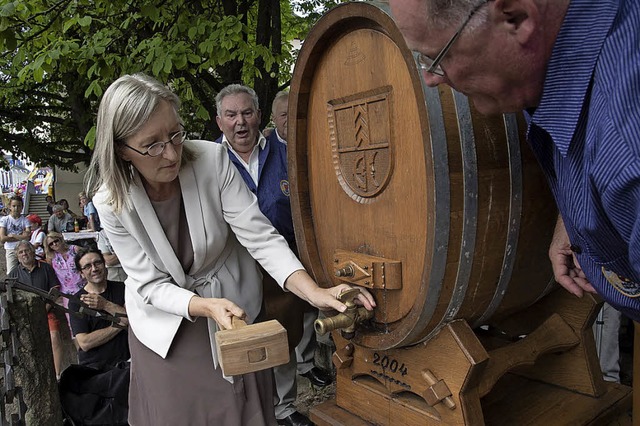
[2,290,64,425]
[255,0,281,128]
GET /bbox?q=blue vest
[215,134,296,253]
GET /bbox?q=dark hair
[74,246,106,271]
[9,195,23,206]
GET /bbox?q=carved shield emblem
[328,87,393,203]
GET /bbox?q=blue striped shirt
[526,0,640,321]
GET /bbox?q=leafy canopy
[0,0,337,170]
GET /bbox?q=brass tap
[314,288,374,339]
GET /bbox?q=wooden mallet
[215,316,289,376]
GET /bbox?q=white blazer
[94,140,303,358]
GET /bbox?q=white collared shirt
[221,133,266,186]
[275,129,287,145]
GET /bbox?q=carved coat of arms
[328,87,393,203]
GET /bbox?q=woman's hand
[188,296,246,330]
[312,283,376,312]
[284,270,376,312]
[549,215,596,297]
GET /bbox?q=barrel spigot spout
[314,288,374,339]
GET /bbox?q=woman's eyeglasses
[48,239,61,248]
[124,128,187,157]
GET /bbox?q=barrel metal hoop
[443,90,478,323]
[403,81,451,345]
[473,113,523,327]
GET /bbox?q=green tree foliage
[0,0,314,170]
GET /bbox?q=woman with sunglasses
[84,73,375,425]
[45,232,85,312]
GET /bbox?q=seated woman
[58,198,78,219]
[45,232,85,313]
[85,73,375,426]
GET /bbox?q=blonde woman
[45,232,85,310]
[85,73,375,425]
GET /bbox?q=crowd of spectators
[0,194,129,364]
[0,193,129,421]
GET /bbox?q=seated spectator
[27,213,46,261]
[45,232,85,318]
[46,195,56,216]
[60,197,88,229]
[8,241,64,377]
[58,199,79,219]
[61,248,130,425]
[78,192,101,231]
[97,229,127,282]
[68,247,128,369]
[48,204,74,233]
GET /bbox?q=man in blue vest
[268,89,334,385]
[215,84,329,426]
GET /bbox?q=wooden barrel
[288,2,558,350]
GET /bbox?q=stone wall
[2,290,63,425]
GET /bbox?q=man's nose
[421,70,447,88]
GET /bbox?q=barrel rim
[288,2,443,349]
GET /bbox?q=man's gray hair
[271,90,289,111]
[16,241,35,253]
[426,0,488,29]
[215,84,260,117]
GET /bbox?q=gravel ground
[295,376,336,417]
[294,331,338,417]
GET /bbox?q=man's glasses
[79,260,105,272]
[48,239,61,248]
[125,128,187,157]
[415,1,487,77]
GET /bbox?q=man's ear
[216,114,222,131]
[492,0,539,45]
[257,109,262,123]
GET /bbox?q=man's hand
[80,293,110,311]
[79,292,128,326]
[549,215,596,297]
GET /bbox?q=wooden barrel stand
[311,288,631,425]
